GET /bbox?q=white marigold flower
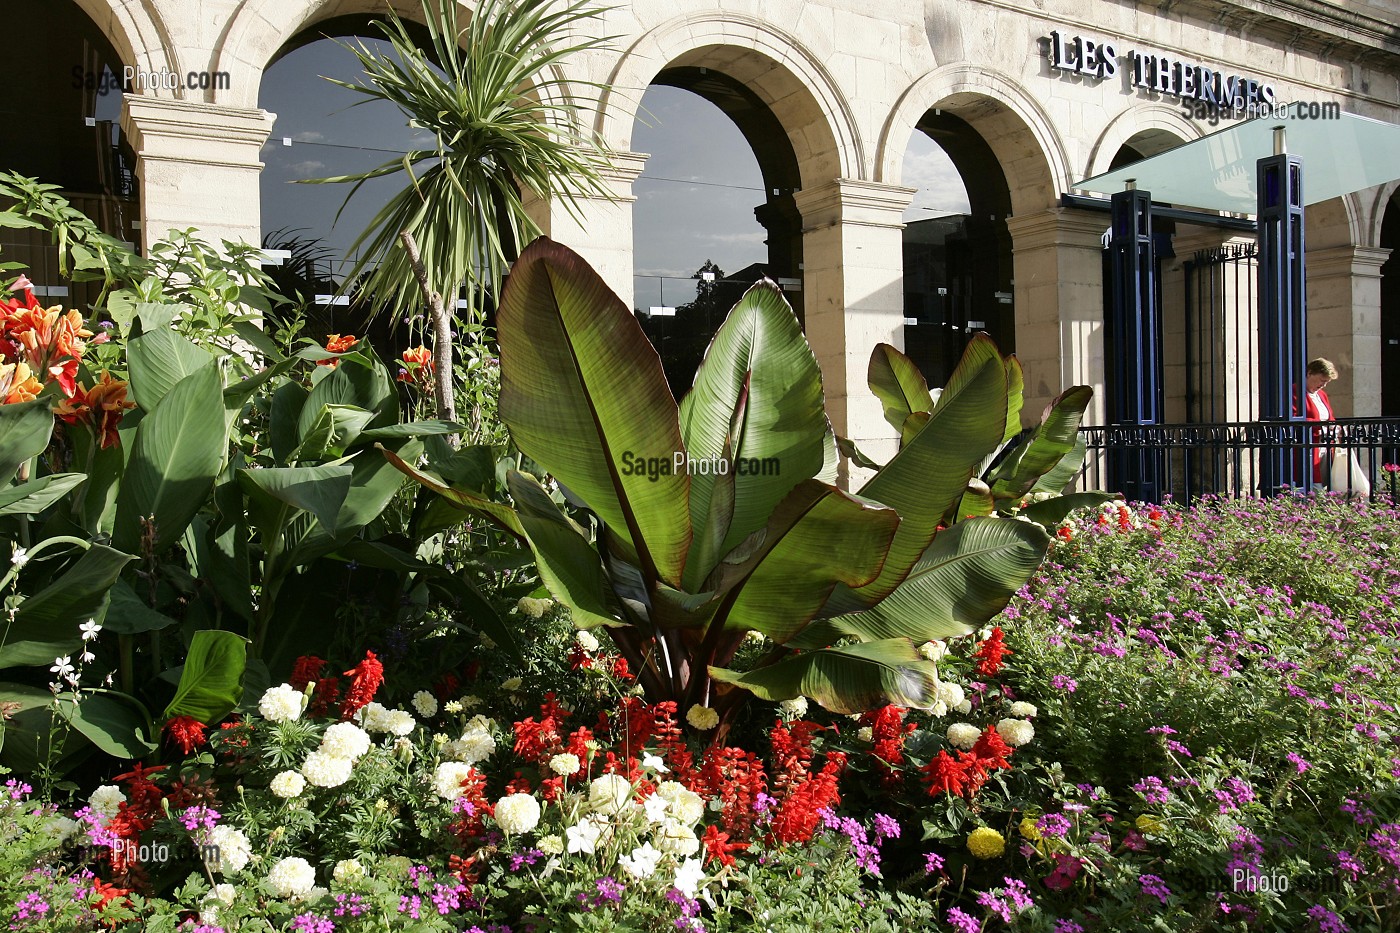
[501,676,523,692]
[320,722,371,760]
[856,726,874,744]
[443,700,464,714]
[460,695,482,710]
[549,753,581,776]
[411,691,439,719]
[778,696,808,719]
[210,883,236,905]
[935,681,965,709]
[996,718,1035,747]
[382,709,417,736]
[301,751,354,788]
[357,701,388,731]
[919,640,948,662]
[929,700,949,718]
[654,819,700,857]
[946,722,981,750]
[433,762,477,800]
[259,684,306,723]
[618,842,663,879]
[1008,701,1038,718]
[655,782,706,827]
[588,773,633,815]
[268,856,317,898]
[208,825,252,873]
[270,770,306,799]
[494,793,542,835]
[43,815,79,843]
[478,632,497,650]
[444,726,496,765]
[686,704,719,731]
[538,834,565,856]
[575,629,599,653]
[954,699,973,715]
[88,784,126,820]
[333,859,365,884]
[516,596,553,619]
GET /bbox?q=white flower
[856,726,874,743]
[268,856,317,898]
[320,722,371,760]
[566,819,602,855]
[460,695,482,710]
[357,702,388,730]
[433,762,477,800]
[618,842,663,880]
[444,726,496,765]
[641,752,669,773]
[946,723,981,750]
[270,770,306,799]
[656,782,705,826]
[686,704,719,730]
[501,677,523,692]
[378,709,417,736]
[954,699,973,715]
[79,620,102,641]
[549,753,581,776]
[673,856,705,898]
[996,718,1035,747]
[516,596,553,618]
[1009,701,1038,718]
[444,700,464,714]
[301,751,354,788]
[259,684,306,723]
[411,691,438,718]
[653,818,700,856]
[575,629,599,652]
[588,773,633,815]
[643,792,671,824]
[208,825,252,873]
[935,681,965,709]
[11,545,28,566]
[333,859,365,883]
[42,815,78,843]
[79,649,95,663]
[930,700,949,718]
[494,793,542,835]
[210,883,236,905]
[538,834,565,856]
[50,656,75,682]
[779,696,808,719]
[88,785,126,819]
[919,640,948,662]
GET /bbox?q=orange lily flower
[319,333,358,367]
[55,372,136,448]
[7,306,94,397]
[0,360,42,405]
[397,345,434,385]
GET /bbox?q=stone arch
[1363,180,1400,249]
[1307,194,1362,252]
[597,13,862,186]
[875,65,1068,215]
[1085,105,1202,178]
[74,0,181,83]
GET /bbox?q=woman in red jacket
[1303,358,1338,485]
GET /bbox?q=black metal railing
[1079,418,1400,502]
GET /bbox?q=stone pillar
[794,179,915,485]
[1307,245,1390,417]
[523,151,647,308]
[121,97,274,250]
[1005,207,1109,426]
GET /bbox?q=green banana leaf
[0,473,85,516]
[126,328,212,411]
[0,399,56,484]
[163,630,248,724]
[710,638,941,714]
[988,385,1093,505]
[869,343,934,436]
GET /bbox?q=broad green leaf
[132,302,183,334]
[63,692,156,759]
[711,480,900,644]
[710,638,940,714]
[232,320,282,359]
[360,420,465,440]
[0,473,85,516]
[507,469,620,629]
[103,579,180,635]
[237,463,354,536]
[0,400,55,484]
[162,630,248,724]
[835,436,884,472]
[869,343,934,435]
[270,381,309,463]
[126,328,212,411]
[223,357,298,412]
[498,238,691,587]
[846,334,1009,607]
[1021,491,1122,530]
[380,444,524,538]
[679,281,827,589]
[113,362,227,553]
[335,439,419,537]
[297,353,393,439]
[988,386,1093,504]
[0,683,93,773]
[817,517,1050,644]
[955,477,996,522]
[292,405,336,462]
[1033,435,1090,495]
[0,544,132,669]
[900,410,930,447]
[1003,356,1025,444]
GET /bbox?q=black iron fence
[1079,418,1400,502]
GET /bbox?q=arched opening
[631,67,803,396]
[900,110,1012,388]
[1,0,138,306]
[1382,190,1400,416]
[257,15,437,347]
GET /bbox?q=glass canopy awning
[1074,103,1400,213]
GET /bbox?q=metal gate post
[1257,130,1308,495]
[1107,185,1164,501]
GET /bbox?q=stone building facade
[21,0,1400,470]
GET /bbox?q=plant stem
[398,230,458,441]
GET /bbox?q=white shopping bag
[1328,449,1372,497]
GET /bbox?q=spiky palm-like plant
[307,0,615,432]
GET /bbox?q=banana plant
[389,237,1101,727]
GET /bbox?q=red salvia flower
[970,724,1014,767]
[434,672,461,700]
[308,676,341,718]
[91,879,131,912]
[163,715,208,756]
[768,753,844,845]
[702,823,750,867]
[973,626,1013,677]
[921,750,969,797]
[289,655,326,690]
[339,650,384,720]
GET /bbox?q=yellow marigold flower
[1019,817,1042,842]
[967,826,1006,860]
[1136,813,1166,835]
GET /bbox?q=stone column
[523,151,647,308]
[794,179,915,485]
[121,97,274,250]
[1005,207,1109,426]
[1306,245,1390,417]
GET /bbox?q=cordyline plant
[387,238,1104,731]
